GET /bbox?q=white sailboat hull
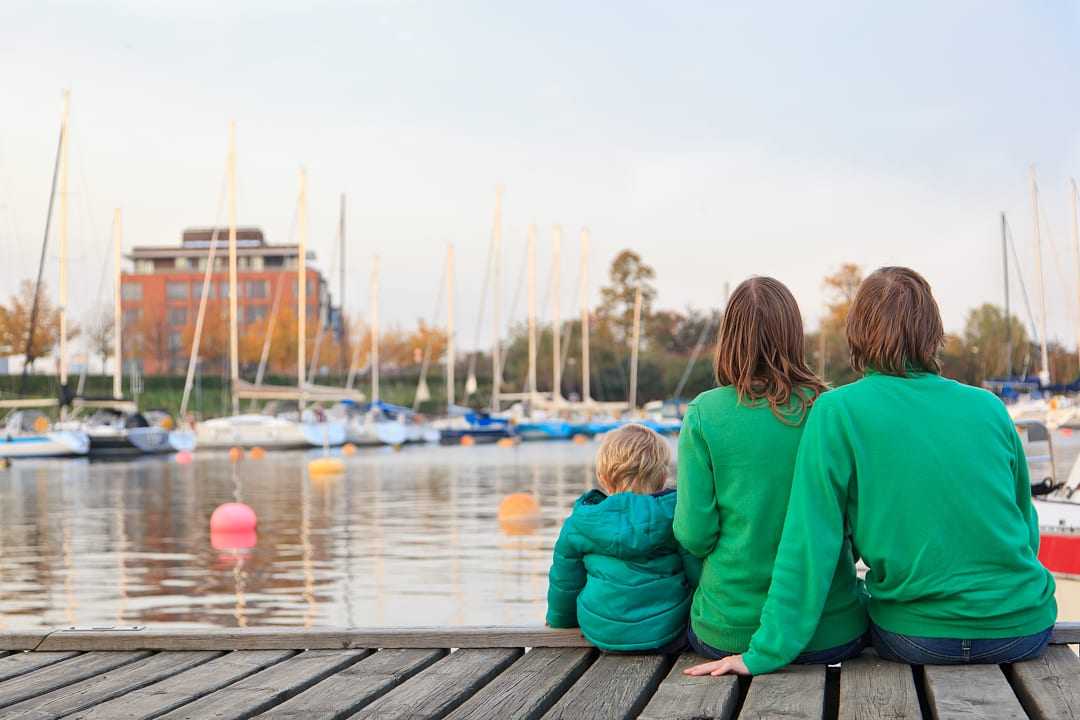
[346,416,407,447]
[0,431,90,459]
[195,415,346,450]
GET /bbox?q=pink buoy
[175,450,194,465]
[211,527,257,552]
[210,502,257,533]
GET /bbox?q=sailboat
[0,90,89,460]
[190,130,346,450]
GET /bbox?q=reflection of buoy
[228,447,244,462]
[175,450,194,465]
[342,443,357,456]
[460,435,475,447]
[308,457,346,476]
[0,458,9,470]
[572,434,588,445]
[211,502,257,533]
[498,493,542,536]
[249,446,266,460]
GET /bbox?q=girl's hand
[683,654,751,676]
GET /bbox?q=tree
[814,263,865,386]
[960,304,1029,383]
[86,305,114,373]
[130,305,172,374]
[0,280,74,371]
[598,251,657,342]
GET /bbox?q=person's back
[816,371,1054,636]
[675,276,867,663]
[546,424,700,652]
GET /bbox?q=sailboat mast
[1002,212,1012,377]
[112,208,123,399]
[552,225,562,403]
[527,223,537,400]
[1029,166,1051,384]
[227,121,240,415]
[628,285,642,411]
[339,192,346,373]
[297,167,308,408]
[58,89,70,395]
[579,228,591,404]
[371,256,380,403]
[491,186,503,412]
[446,243,455,411]
[1071,179,1080,369]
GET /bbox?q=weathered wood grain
[350,648,521,720]
[153,649,368,720]
[637,653,739,720]
[260,649,446,720]
[0,653,80,684]
[0,651,219,719]
[445,648,595,720]
[66,650,295,720]
[923,664,1026,719]
[1051,622,1080,644]
[838,652,920,720]
[0,633,49,651]
[1009,645,1080,719]
[740,664,826,720]
[0,652,151,711]
[542,653,670,720]
[28,627,588,651]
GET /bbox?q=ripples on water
[2,438,1079,629]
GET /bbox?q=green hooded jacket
[546,488,702,651]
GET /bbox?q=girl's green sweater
[743,371,1057,675]
[674,386,867,657]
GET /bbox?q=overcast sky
[2,1,1079,352]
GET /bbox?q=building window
[121,282,142,301]
[245,280,268,299]
[217,281,230,299]
[134,259,154,274]
[265,255,284,268]
[245,306,268,324]
[176,257,191,270]
[123,308,142,327]
[168,307,188,326]
[190,281,207,299]
[166,282,188,301]
[168,332,183,352]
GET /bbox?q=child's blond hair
[595,423,671,494]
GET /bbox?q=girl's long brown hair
[714,276,827,423]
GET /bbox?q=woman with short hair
[688,266,1056,677]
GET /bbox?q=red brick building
[122,227,334,374]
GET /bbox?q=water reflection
[1,440,1078,629]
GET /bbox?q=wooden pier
[0,624,1077,719]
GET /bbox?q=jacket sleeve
[674,404,721,558]
[1011,423,1040,555]
[546,518,586,628]
[743,400,852,675]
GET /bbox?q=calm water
[1,439,1079,630]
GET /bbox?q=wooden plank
[66,650,295,720]
[446,648,595,720]
[1009,644,1080,719]
[740,665,825,720]
[637,653,739,720]
[0,651,219,719]
[838,652,920,720]
[924,664,1026,719]
[0,653,80,684]
[260,649,446,720]
[351,648,521,720]
[0,652,151,711]
[31,627,589,651]
[543,654,669,720]
[1052,622,1080,644]
[153,649,368,720]
[0,633,49,652]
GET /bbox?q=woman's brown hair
[714,276,826,423]
[846,266,944,376]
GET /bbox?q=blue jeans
[870,623,1052,664]
[687,626,867,665]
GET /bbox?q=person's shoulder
[935,376,1010,415]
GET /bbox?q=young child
[546,423,700,652]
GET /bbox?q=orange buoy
[1062,428,1074,437]
[249,446,266,460]
[498,493,542,536]
[308,457,346,476]
[33,415,49,433]
[572,434,589,445]
[460,435,475,447]
[228,446,244,462]
[342,443,357,456]
[496,437,516,448]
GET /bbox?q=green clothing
[546,488,702,652]
[674,386,867,656]
[744,371,1057,675]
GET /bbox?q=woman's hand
[683,654,751,676]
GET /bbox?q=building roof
[129,227,305,260]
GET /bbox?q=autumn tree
[598,251,657,342]
[86,305,114,373]
[0,280,74,371]
[812,263,864,385]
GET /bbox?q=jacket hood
[568,488,679,560]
